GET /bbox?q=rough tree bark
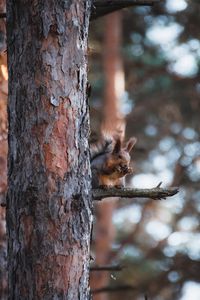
[6,1,92,299]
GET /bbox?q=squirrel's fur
[90,135,137,188]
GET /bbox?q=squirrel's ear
[112,139,121,154]
[125,137,137,152]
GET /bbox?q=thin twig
[0,13,6,18]
[92,284,136,294]
[144,294,149,300]
[90,264,124,271]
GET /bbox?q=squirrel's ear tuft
[125,137,137,152]
[112,139,121,154]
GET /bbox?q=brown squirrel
[90,136,137,188]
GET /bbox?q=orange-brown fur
[90,136,137,188]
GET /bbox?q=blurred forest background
[89,1,200,300]
[0,0,200,299]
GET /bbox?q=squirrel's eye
[118,155,122,159]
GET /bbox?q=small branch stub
[90,264,124,271]
[92,284,136,294]
[0,13,6,18]
[92,185,179,201]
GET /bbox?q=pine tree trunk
[6,1,92,299]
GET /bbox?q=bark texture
[6,1,92,299]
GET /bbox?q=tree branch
[92,284,136,294]
[0,13,6,18]
[0,193,6,207]
[91,0,160,20]
[0,1,160,20]
[90,264,124,271]
[92,185,179,201]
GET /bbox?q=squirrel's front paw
[114,165,121,172]
[114,184,124,189]
[127,167,133,174]
[99,185,112,189]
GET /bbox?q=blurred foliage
[89,0,200,299]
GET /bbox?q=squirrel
[90,135,137,188]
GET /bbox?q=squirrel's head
[106,137,137,168]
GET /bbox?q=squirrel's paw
[114,165,121,172]
[127,167,133,174]
[99,185,113,189]
[114,184,124,189]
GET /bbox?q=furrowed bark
[6,1,92,299]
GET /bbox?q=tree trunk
[102,12,125,133]
[0,0,7,297]
[6,1,92,299]
[0,52,8,300]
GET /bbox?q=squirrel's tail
[90,137,113,161]
[90,121,125,161]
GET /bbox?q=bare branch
[91,0,160,20]
[0,1,160,20]
[0,193,6,207]
[92,284,136,294]
[0,13,6,18]
[90,264,124,271]
[92,186,179,201]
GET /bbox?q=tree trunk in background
[0,52,8,300]
[91,12,125,300]
[0,0,7,297]
[6,1,92,299]
[102,12,125,135]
